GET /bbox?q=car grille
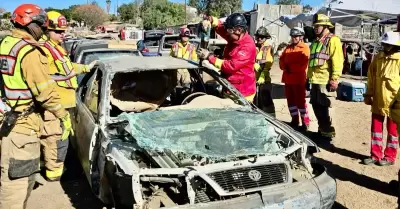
[207,164,288,192]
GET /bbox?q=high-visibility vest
[256,45,271,64]
[0,36,35,111]
[172,42,195,60]
[309,33,334,68]
[42,41,78,89]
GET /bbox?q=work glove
[328,79,338,92]
[197,48,211,59]
[257,70,266,85]
[364,95,373,105]
[87,60,98,71]
[305,79,311,91]
[60,112,73,141]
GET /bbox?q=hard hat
[223,13,247,29]
[290,27,305,36]
[313,14,334,28]
[47,11,68,31]
[179,27,191,37]
[11,4,48,28]
[255,26,271,38]
[380,31,400,47]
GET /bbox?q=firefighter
[198,13,257,102]
[0,4,72,207]
[308,14,344,139]
[253,26,275,117]
[39,10,97,181]
[364,31,400,166]
[170,27,198,85]
[280,27,310,130]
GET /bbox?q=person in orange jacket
[279,27,310,130]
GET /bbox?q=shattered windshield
[117,108,288,160]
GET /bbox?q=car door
[73,68,103,184]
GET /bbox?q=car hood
[114,108,296,161]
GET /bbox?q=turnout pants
[371,114,398,162]
[40,111,67,180]
[310,84,336,137]
[254,83,275,117]
[285,84,310,126]
[0,132,40,209]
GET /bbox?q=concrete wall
[251,4,303,46]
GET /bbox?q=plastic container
[337,81,366,102]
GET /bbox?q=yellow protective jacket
[307,33,344,84]
[0,29,67,136]
[41,39,90,108]
[254,41,273,83]
[169,41,198,61]
[366,51,400,116]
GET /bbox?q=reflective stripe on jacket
[367,52,400,116]
[42,40,78,89]
[309,33,333,67]
[208,16,257,97]
[0,36,35,109]
[279,42,310,85]
[254,42,273,83]
[307,33,344,84]
[169,41,198,61]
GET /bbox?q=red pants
[285,84,310,126]
[371,114,398,162]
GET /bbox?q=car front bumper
[169,164,336,209]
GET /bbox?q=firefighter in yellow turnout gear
[0,4,72,208]
[39,11,97,181]
[253,26,275,117]
[308,14,344,139]
[170,28,198,85]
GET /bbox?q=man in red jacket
[197,13,257,101]
[279,27,310,130]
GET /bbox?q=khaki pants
[40,111,66,180]
[0,132,40,209]
[310,84,336,137]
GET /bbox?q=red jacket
[208,20,257,97]
[279,42,310,85]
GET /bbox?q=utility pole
[185,0,187,24]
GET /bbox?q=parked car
[70,56,336,209]
[69,39,109,62]
[74,48,142,84]
[143,30,165,53]
[158,34,197,56]
[189,38,227,58]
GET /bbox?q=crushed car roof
[102,56,200,72]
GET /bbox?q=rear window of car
[82,50,140,64]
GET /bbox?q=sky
[1,0,325,14]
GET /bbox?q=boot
[363,157,378,165]
[378,158,395,166]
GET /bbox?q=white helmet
[380,31,400,46]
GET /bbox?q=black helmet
[255,26,271,38]
[290,27,305,36]
[224,13,247,29]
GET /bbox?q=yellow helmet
[47,11,68,31]
[313,14,334,28]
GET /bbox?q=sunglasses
[50,30,65,34]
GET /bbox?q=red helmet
[179,28,191,37]
[10,4,48,28]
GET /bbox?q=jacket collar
[377,51,400,60]
[11,29,38,43]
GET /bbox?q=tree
[117,3,138,23]
[72,4,107,28]
[303,4,313,13]
[141,0,185,30]
[109,14,118,21]
[188,0,242,17]
[275,0,301,5]
[2,12,11,19]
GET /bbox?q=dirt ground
[26,64,399,209]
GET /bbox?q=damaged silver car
[70,56,336,209]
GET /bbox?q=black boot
[362,157,378,165]
[378,158,395,166]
